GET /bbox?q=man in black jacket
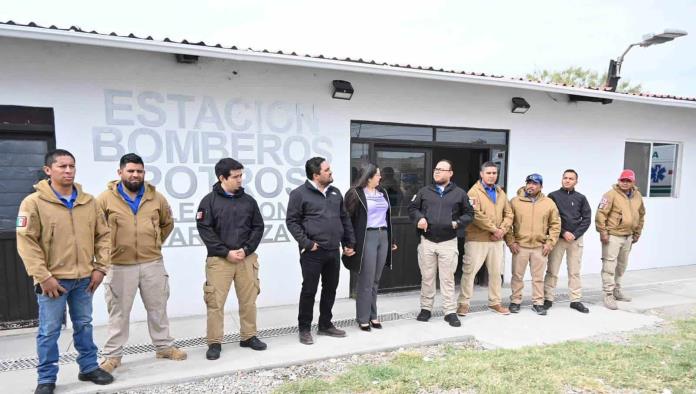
[196,158,267,360]
[286,157,356,345]
[408,160,474,327]
[544,169,591,313]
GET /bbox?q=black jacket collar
[428,182,457,194]
[303,180,337,195]
[213,182,245,198]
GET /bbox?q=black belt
[366,227,388,231]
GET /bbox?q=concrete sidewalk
[1,265,695,393]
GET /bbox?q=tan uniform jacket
[465,182,514,242]
[505,187,561,248]
[97,181,174,265]
[595,184,646,237]
[16,180,111,284]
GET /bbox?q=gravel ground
[119,304,696,394]
[118,339,482,394]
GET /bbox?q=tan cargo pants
[458,240,504,307]
[204,254,260,344]
[544,237,584,302]
[102,259,174,357]
[601,235,633,294]
[510,246,547,305]
[417,237,458,314]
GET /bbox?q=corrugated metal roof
[1,19,695,103]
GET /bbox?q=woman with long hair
[343,163,397,331]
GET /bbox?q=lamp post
[605,29,687,92]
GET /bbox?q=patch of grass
[275,318,696,393]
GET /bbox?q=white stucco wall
[1,37,695,325]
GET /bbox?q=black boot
[416,309,432,322]
[77,368,114,385]
[570,301,589,313]
[34,383,55,394]
[543,300,553,310]
[206,343,222,360]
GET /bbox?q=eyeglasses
[433,168,452,173]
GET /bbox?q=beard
[123,179,143,193]
[319,176,333,187]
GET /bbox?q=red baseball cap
[618,169,636,182]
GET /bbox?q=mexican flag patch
[16,216,28,227]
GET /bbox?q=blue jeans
[36,277,99,384]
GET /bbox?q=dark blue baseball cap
[525,173,543,185]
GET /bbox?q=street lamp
[605,29,687,92]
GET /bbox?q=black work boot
[532,305,547,316]
[570,301,590,313]
[416,309,432,322]
[240,336,267,351]
[77,368,114,385]
[543,300,553,310]
[444,313,461,327]
[206,343,222,360]
[34,383,55,394]
[508,303,521,313]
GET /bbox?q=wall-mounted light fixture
[332,80,354,100]
[511,97,530,114]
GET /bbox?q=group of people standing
[408,160,645,324]
[16,150,645,394]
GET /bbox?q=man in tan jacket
[17,149,113,394]
[457,161,513,316]
[98,153,185,373]
[595,169,646,310]
[505,173,561,315]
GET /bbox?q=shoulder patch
[16,215,28,228]
[598,195,609,209]
[469,198,478,209]
[411,194,417,202]
[196,210,205,221]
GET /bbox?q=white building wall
[1,37,695,325]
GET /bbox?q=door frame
[0,106,55,329]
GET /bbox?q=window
[350,143,370,184]
[350,123,432,141]
[623,141,680,197]
[436,128,507,145]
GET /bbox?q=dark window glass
[623,142,651,195]
[0,139,48,231]
[351,123,432,141]
[436,128,506,145]
[375,150,426,218]
[350,143,370,185]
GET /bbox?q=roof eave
[1,24,695,110]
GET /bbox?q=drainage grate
[0,287,637,373]
[0,319,39,331]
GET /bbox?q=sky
[2,0,695,97]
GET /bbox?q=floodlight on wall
[175,54,199,64]
[511,97,530,114]
[332,80,354,100]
